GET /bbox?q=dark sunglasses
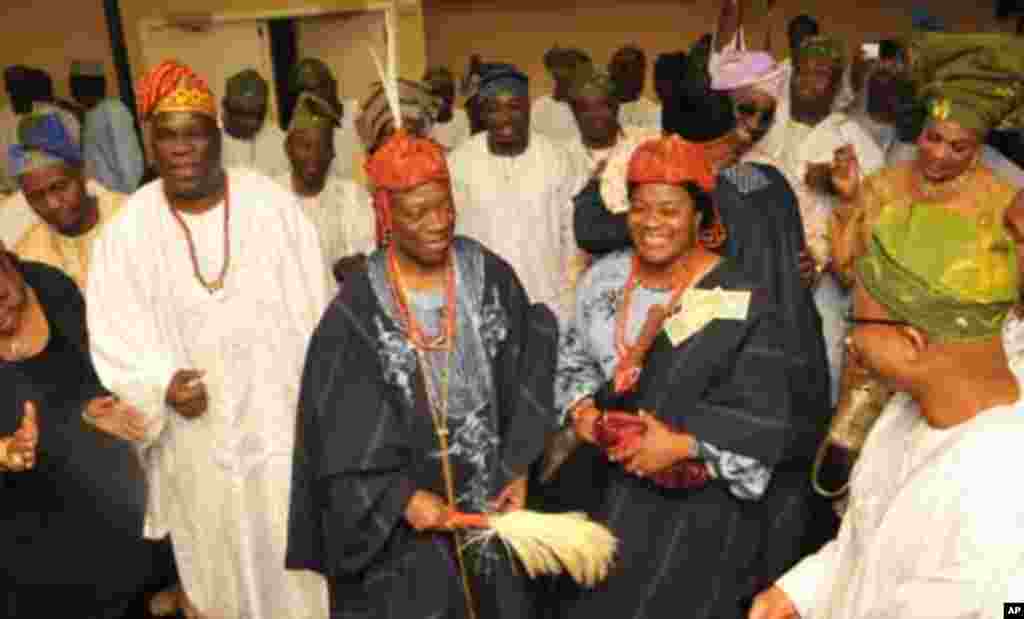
[734,102,775,124]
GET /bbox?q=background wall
[296,11,389,105]
[120,0,428,86]
[423,0,1016,101]
[0,0,117,106]
[0,0,1018,109]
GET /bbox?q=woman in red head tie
[551,134,825,619]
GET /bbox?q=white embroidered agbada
[618,97,661,132]
[531,94,581,144]
[273,171,376,296]
[430,107,471,152]
[86,168,330,619]
[777,390,1024,618]
[448,131,578,320]
[221,123,290,180]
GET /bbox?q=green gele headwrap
[544,46,592,81]
[568,65,617,101]
[797,35,846,68]
[909,32,1024,134]
[288,92,340,133]
[225,69,268,102]
[855,202,1018,342]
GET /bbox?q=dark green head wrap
[568,64,617,101]
[288,92,340,133]
[544,46,592,82]
[856,202,1019,342]
[908,32,1024,134]
[225,69,268,102]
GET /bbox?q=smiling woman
[0,247,172,617]
[552,134,828,619]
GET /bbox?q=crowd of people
[2,0,1024,617]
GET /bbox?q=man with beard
[426,67,471,152]
[11,113,125,291]
[85,60,329,618]
[532,46,591,143]
[220,69,290,179]
[609,46,660,132]
[275,92,375,294]
[449,64,579,322]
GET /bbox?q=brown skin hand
[19,163,98,237]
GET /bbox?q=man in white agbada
[531,46,590,144]
[85,61,329,619]
[274,92,375,295]
[749,197,1024,619]
[449,64,579,321]
[609,45,661,132]
[220,69,290,180]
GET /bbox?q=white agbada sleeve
[555,144,580,322]
[855,455,1024,619]
[776,529,844,618]
[86,213,178,448]
[262,175,331,330]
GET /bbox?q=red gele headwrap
[136,60,217,121]
[364,130,451,246]
[626,134,716,193]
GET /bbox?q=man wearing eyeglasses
[749,183,1024,619]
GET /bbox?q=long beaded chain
[169,181,231,294]
[614,254,696,362]
[386,246,477,619]
[387,246,457,351]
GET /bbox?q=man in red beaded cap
[287,126,560,619]
[84,60,330,619]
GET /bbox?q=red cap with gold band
[364,130,450,247]
[136,60,217,121]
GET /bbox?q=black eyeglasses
[843,312,910,328]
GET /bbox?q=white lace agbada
[448,131,579,321]
[86,168,330,619]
